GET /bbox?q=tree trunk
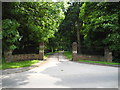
[52,48,53,53]
[76,21,81,54]
[77,25,81,53]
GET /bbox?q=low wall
[5,42,44,62]
[76,54,105,61]
[5,53,43,62]
[72,42,112,62]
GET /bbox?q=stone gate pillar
[104,47,112,62]
[72,42,77,61]
[39,42,44,60]
[4,50,13,62]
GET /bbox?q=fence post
[72,42,77,61]
[104,47,112,62]
[39,42,44,60]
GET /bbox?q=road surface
[2,53,118,88]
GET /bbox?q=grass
[0,60,39,70]
[78,59,120,65]
[63,51,72,60]
[1,51,58,70]
[63,51,119,65]
[44,51,59,59]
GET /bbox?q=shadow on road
[2,52,118,88]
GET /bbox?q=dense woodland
[2,2,120,62]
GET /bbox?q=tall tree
[57,2,81,51]
[79,2,120,61]
[2,19,20,51]
[2,2,64,52]
[80,2,120,50]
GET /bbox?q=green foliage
[45,37,59,52]
[56,2,81,50]
[78,59,120,65]
[0,21,2,39]
[14,2,64,43]
[0,31,2,39]
[1,60,39,70]
[63,51,72,60]
[2,19,20,50]
[44,51,58,59]
[2,2,65,53]
[79,2,120,51]
[63,51,119,65]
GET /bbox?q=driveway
[2,53,118,88]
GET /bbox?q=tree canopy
[2,2,65,51]
[80,2,120,51]
[2,2,120,61]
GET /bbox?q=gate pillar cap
[73,42,77,44]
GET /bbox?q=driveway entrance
[2,53,118,88]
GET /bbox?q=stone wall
[76,54,105,61]
[5,42,44,62]
[72,42,112,62]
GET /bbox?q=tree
[2,2,65,53]
[79,2,120,62]
[2,19,20,51]
[56,2,81,51]
[79,2,120,50]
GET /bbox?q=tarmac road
[2,53,118,88]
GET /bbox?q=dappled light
[2,53,118,88]
[1,1,119,88]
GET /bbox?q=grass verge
[78,59,120,65]
[63,51,119,65]
[0,60,39,70]
[63,51,72,60]
[1,51,58,70]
